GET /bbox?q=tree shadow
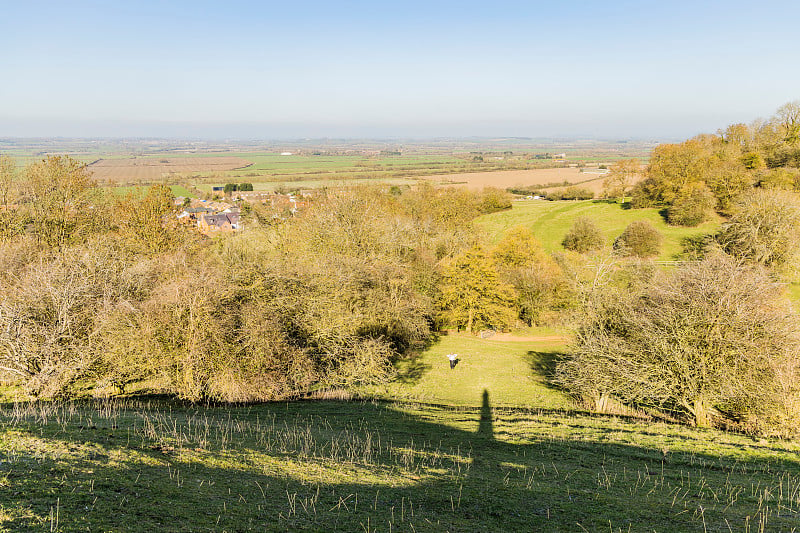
[525,350,561,385]
[393,354,432,384]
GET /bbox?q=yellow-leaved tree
[438,245,517,333]
[22,155,99,248]
[492,226,573,325]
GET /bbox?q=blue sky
[1,0,799,139]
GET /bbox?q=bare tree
[557,255,800,432]
[717,189,800,272]
[775,100,800,145]
[602,158,641,203]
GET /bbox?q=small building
[198,212,240,234]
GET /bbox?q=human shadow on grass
[4,395,800,532]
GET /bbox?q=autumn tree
[667,182,716,226]
[21,156,99,248]
[438,246,517,333]
[631,141,709,207]
[492,226,573,325]
[602,158,640,203]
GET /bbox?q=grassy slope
[3,335,800,531]
[2,390,799,532]
[476,199,722,261]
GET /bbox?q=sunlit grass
[476,199,723,261]
[2,397,799,532]
[377,334,571,409]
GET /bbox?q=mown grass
[377,333,570,409]
[476,199,723,261]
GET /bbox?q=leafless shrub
[557,254,800,434]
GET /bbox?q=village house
[198,211,240,234]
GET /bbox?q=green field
[106,185,195,198]
[378,333,570,409]
[195,177,419,194]
[173,153,471,183]
[3,334,800,532]
[476,199,722,261]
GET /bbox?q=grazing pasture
[476,199,722,261]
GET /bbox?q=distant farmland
[420,167,616,192]
[88,156,253,182]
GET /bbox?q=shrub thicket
[613,220,662,258]
[556,255,800,434]
[561,217,603,253]
[2,170,518,400]
[716,189,800,271]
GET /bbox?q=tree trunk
[595,392,612,413]
[467,307,474,334]
[693,397,712,427]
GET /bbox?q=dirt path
[444,331,570,342]
[485,333,569,342]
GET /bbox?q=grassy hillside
[3,335,800,531]
[476,199,722,261]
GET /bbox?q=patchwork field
[420,167,613,190]
[88,157,253,182]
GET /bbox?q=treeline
[554,102,800,436]
[507,183,595,200]
[2,156,548,401]
[629,101,800,224]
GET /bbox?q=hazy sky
[1,0,799,139]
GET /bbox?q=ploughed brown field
[420,167,640,195]
[88,157,253,182]
[422,167,601,189]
